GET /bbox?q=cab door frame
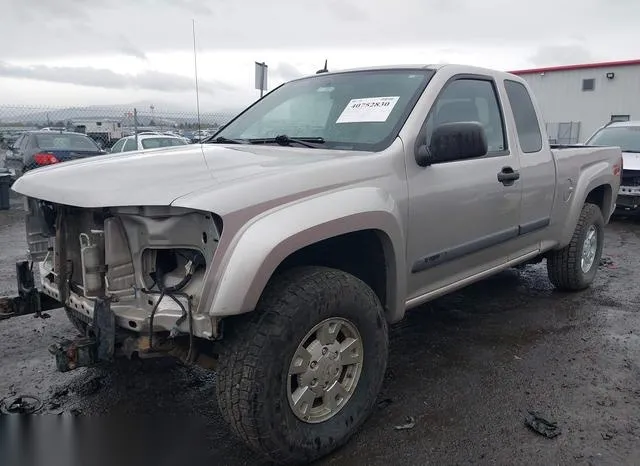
[403,71,524,301]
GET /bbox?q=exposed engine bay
[24,197,222,349]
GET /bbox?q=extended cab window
[504,80,543,153]
[424,78,506,154]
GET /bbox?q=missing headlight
[142,248,206,292]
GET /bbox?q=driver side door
[406,76,523,300]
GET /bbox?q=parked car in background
[109,133,190,153]
[586,120,640,213]
[161,130,191,144]
[190,129,213,143]
[4,130,106,178]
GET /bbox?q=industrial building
[510,59,640,144]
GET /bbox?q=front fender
[208,187,406,322]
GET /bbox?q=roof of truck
[293,63,521,81]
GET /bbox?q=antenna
[192,19,202,137]
[316,59,328,74]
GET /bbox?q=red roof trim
[509,59,640,75]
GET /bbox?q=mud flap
[49,298,116,372]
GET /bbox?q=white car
[585,120,640,213]
[109,134,189,153]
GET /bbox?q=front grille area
[622,170,640,187]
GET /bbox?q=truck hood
[11,143,373,210]
[623,151,640,171]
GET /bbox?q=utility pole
[133,108,139,147]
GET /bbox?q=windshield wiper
[207,136,247,144]
[248,135,325,148]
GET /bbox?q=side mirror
[417,122,488,166]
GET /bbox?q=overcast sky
[1,0,639,112]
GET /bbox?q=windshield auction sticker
[336,96,400,123]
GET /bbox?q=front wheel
[547,203,604,290]
[216,266,389,464]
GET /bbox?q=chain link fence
[545,121,581,145]
[0,104,239,151]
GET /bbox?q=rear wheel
[216,266,389,464]
[547,203,604,290]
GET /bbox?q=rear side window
[504,80,543,153]
[141,137,188,149]
[13,135,25,149]
[123,139,137,152]
[110,138,126,153]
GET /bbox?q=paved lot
[1,199,639,465]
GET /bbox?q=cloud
[326,0,369,21]
[271,62,305,82]
[4,0,640,62]
[117,36,148,60]
[529,45,596,67]
[0,62,233,94]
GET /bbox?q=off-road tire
[64,306,90,335]
[216,266,389,465]
[547,203,604,290]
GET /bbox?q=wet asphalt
[0,195,639,466]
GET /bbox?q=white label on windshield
[336,96,400,123]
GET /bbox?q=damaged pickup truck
[7,64,622,464]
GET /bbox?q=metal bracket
[93,297,116,362]
[48,297,116,372]
[0,261,60,320]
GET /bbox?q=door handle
[497,167,520,186]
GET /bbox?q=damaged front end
[22,197,222,370]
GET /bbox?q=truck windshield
[211,69,434,152]
[587,126,640,153]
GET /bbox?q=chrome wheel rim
[581,225,598,273]
[287,317,364,424]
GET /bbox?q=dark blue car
[4,130,106,178]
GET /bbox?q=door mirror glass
[418,122,488,165]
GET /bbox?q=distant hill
[0,102,241,126]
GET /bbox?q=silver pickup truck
[9,64,622,464]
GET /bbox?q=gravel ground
[1,198,639,466]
